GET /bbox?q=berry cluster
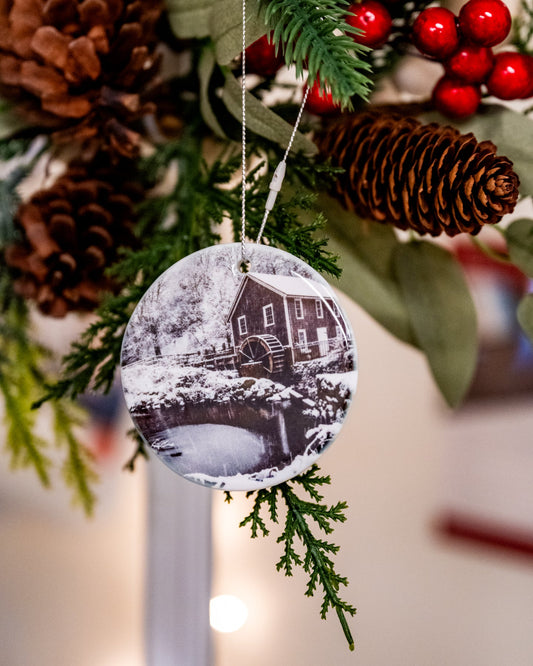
[245,0,533,119]
[412,0,533,118]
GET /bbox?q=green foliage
[513,0,533,54]
[123,428,149,471]
[0,265,96,514]
[517,294,533,343]
[221,69,317,154]
[322,194,417,346]
[323,193,479,407]
[394,242,478,408]
[237,465,356,650]
[166,0,374,109]
[262,0,372,107]
[505,218,533,277]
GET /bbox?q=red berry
[412,7,459,60]
[445,43,494,83]
[432,76,482,118]
[346,1,392,49]
[458,0,512,47]
[245,35,284,77]
[305,83,340,115]
[486,51,533,99]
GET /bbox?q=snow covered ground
[121,358,356,490]
[122,362,286,413]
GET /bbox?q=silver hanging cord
[240,0,247,263]
[255,85,310,244]
[240,0,309,260]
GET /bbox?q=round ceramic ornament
[121,242,357,491]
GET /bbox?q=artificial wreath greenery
[1,0,533,649]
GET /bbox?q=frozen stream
[135,400,315,486]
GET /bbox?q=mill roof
[248,273,332,298]
[226,272,333,323]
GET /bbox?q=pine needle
[261,0,373,107]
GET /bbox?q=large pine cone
[4,151,142,317]
[316,111,520,237]
[0,0,163,157]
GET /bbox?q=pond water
[134,400,317,483]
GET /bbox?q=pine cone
[4,151,142,317]
[0,0,163,157]
[316,111,520,237]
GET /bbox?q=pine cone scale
[31,26,69,70]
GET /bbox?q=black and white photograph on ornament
[121,243,357,491]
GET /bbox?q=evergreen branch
[53,400,97,515]
[239,487,277,537]
[261,0,373,107]
[124,428,149,472]
[0,266,97,511]
[237,464,356,650]
[0,371,51,486]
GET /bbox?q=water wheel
[239,334,285,376]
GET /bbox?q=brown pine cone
[4,151,143,317]
[316,111,520,237]
[0,0,163,157]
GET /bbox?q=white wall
[0,421,147,666]
[212,292,533,666]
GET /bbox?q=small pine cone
[316,111,520,237]
[0,0,163,157]
[5,152,143,317]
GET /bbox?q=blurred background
[2,286,533,665]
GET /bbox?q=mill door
[316,327,328,356]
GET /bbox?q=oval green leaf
[320,195,416,346]
[221,73,316,155]
[394,241,478,407]
[166,0,216,38]
[517,294,533,344]
[505,218,533,278]
[211,0,267,65]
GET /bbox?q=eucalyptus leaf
[166,0,216,38]
[421,104,533,197]
[505,218,533,277]
[222,73,317,154]
[517,294,533,344]
[320,195,416,346]
[198,47,227,138]
[211,0,267,65]
[394,241,478,407]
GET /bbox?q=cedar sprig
[0,265,97,513]
[53,400,97,514]
[237,465,356,651]
[261,0,372,107]
[123,428,149,472]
